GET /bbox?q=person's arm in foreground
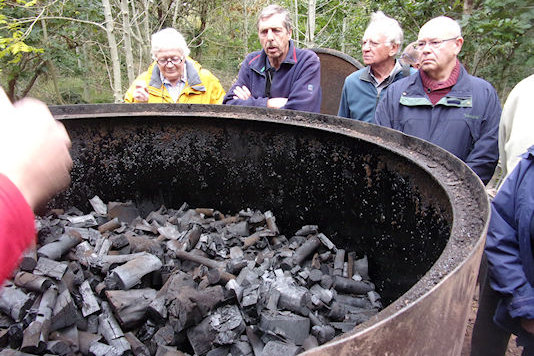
[0,89,72,283]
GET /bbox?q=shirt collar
[160,65,187,86]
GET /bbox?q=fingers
[133,81,149,102]
[232,86,252,100]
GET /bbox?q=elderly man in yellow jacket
[125,28,225,104]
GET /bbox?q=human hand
[0,89,72,210]
[133,80,149,102]
[521,318,534,335]
[267,97,288,109]
[232,86,252,100]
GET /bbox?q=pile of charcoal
[0,197,381,356]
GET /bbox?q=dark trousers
[471,253,511,356]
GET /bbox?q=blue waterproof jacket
[375,65,501,184]
[338,64,415,123]
[486,145,534,344]
[223,40,322,113]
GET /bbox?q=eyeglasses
[414,37,458,50]
[360,39,388,48]
[156,57,184,65]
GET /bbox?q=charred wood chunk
[34,257,68,280]
[21,287,57,354]
[14,272,52,293]
[353,255,369,280]
[108,202,140,225]
[89,341,122,356]
[79,280,101,317]
[124,332,150,356]
[78,331,102,355]
[272,276,311,315]
[49,324,79,354]
[245,325,264,356]
[98,217,122,234]
[261,341,300,356]
[105,253,162,290]
[105,289,157,329]
[333,275,374,295]
[264,211,279,235]
[51,289,79,331]
[186,304,245,355]
[259,310,310,345]
[174,250,235,284]
[37,232,83,260]
[0,284,33,322]
[155,345,186,356]
[127,235,164,258]
[19,248,37,272]
[98,302,132,355]
[147,272,196,324]
[150,324,176,351]
[292,235,322,267]
[89,195,107,215]
[302,334,318,351]
[167,287,203,333]
[333,249,345,276]
[0,350,37,356]
[311,325,335,345]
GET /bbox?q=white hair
[151,28,191,58]
[364,11,404,54]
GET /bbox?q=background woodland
[1,0,532,104]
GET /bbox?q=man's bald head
[419,16,462,40]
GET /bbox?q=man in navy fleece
[223,4,321,113]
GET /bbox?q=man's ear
[390,43,399,57]
[454,37,464,55]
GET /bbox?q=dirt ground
[461,287,522,356]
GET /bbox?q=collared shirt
[161,66,187,102]
[370,60,403,95]
[420,59,461,105]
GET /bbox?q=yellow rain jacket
[124,58,225,104]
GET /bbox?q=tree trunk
[172,0,183,29]
[101,0,123,102]
[121,0,135,83]
[293,0,299,44]
[341,16,347,53]
[306,0,316,48]
[41,19,64,104]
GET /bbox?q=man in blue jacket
[375,16,500,185]
[483,145,534,354]
[223,4,321,113]
[338,11,414,123]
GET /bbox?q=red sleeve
[0,174,36,283]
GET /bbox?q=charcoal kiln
[48,103,489,355]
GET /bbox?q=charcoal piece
[330,322,357,332]
[124,332,150,356]
[95,237,113,256]
[19,248,37,272]
[47,339,72,355]
[49,324,79,354]
[14,272,52,292]
[261,341,300,356]
[148,272,195,323]
[226,221,249,237]
[292,235,322,267]
[308,269,323,283]
[105,289,157,329]
[79,280,101,317]
[183,225,201,251]
[294,225,318,236]
[353,255,369,280]
[320,274,333,289]
[110,234,130,249]
[21,287,57,354]
[8,323,24,349]
[34,257,68,280]
[0,284,33,322]
[89,341,121,356]
[195,208,214,217]
[98,218,122,233]
[272,277,311,315]
[229,246,244,260]
[168,287,203,333]
[38,232,83,260]
[78,331,102,354]
[150,325,175,349]
[347,251,356,278]
[245,326,264,356]
[302,334,318,350]
[86,314,99,333]
[190,285,226,316]
[333,276,374,295]
[155,345,186,356]
[105,253,162,290]
[266,289,280,311]
[174,250,235,284]
[157,224,182,240]
[89,195,107,215]
[88,251,148,273]
[311,325,335,345]
[0,328,8,348]
[264,211,279,235]
[108,202,140,224]
[98,302,131,355]
[65,226,102,245]
[51,289,78,331]
[316,233,336,251]
[368,290,382,308]
[126,235,164,257]
[309,284,333,304]
[241,284,260,308]
[65,214,98,227]
[334,294,372,309]
[230,340,253,356]
[259,311,310,345]
[186,305,245,355]
[0,350,36,356]
[333,249,345,276]
[206,346,230,356]
[226,259,248,275]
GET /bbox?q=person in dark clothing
[223,4,321,113]
[375,16,500,185]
